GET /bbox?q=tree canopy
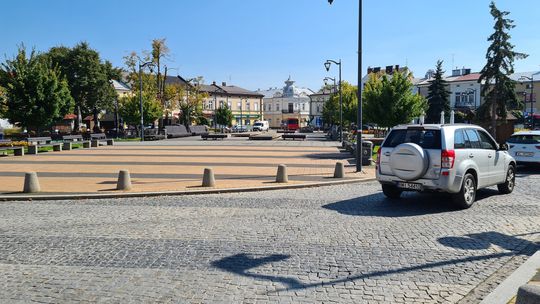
[216,104,234,128]
[322,81,358,127]
[119,93,163,128]
[0,46,74,132]
[363,71,427,129]
[478,1,527,137]
[46,42,121,116]
[426,60,450,123]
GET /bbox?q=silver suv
[376,124,516,208]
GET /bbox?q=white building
[257,77,314,128]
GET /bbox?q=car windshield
[254,123,262,126]
[383,128,442,149]
[507,134,540,144]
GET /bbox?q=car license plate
[516,152,534,157]
[397,182,423,191]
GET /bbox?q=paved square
[0,168,538,303]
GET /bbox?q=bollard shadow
[438,231,538,252]
[211,253,305,289]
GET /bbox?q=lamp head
[324,78,328,86]
[324,61,331,72]
[328,0,334,4]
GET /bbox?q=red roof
[64,114,77,120]
[454,73,481,82]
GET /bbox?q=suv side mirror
[499,143,509,151]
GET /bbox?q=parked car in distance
[252,121,269,132]
[232,125,249,133]
[376,123,516,208]
[506,130,540,165]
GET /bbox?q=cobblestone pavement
[0,168,538,303]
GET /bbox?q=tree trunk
[491,100,497,139]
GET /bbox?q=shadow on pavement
[516,164,540,178]
[438,231,538,251]
[211,253,305,289]
[322,188,503,218]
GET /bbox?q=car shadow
[322,188,501,218]
[516,164,540,178]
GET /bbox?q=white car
[507,130,540,165]
[252,121,269,132]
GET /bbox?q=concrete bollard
[53,144,62,152]
[202,168,216,187]
[333,161,345,178]
[276,164,288,183]
[23,172,41,193]
[107,139,114,146]
[91,140,99,148]
[28,145,38,155]
[516,284,540,304]
[116,170,132,190]
[63,142,72,151]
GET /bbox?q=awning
[234,115,260,119]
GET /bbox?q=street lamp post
[324,77,337,127]
[324,59,342,143]
[138,61,154,141]
[328,0,362,172]
[519,75,536,129]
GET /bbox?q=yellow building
[199,82,264,127]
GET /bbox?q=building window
[237,101,242,110]
[301,103,305,111]
[268,104,272,111]
[208,100,213,110]
[276,103,280,111]
[219,100,224,108]
[254,102,258,111]
[455,93,461,104]
[227,101,231,109]
[246,102,250,111]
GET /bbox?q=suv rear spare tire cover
[390,143,429,181]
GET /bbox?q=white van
[252,121,269,132]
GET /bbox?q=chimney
[373,67,381,73]
[386,65,393,74]
[222,82,227,86]
[462,68,471,76]
[212,81,216,85]
[367,67,373,74]
[451,69,461,77]
[395,65,400,72]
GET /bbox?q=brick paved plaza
[0,167,537,303]
[0,136,373,195]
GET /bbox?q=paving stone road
[0,168,538,303]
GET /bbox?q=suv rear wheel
[382,184,402,199]
[453,173,476,209]
[497,165,515,194]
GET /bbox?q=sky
[2,0,540,92]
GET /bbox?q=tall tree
[0,46,74,132]
[478,2,527,137]
[47,42,121,119]
[363,71,427,129]
[322,81,358,127]
[119,93,163,130]
[216,104,234,129]
[151,38,170,101]
[426,60,450,123]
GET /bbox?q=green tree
[0,46,74,132]
[363,71,427,129]
[119,93,163,129]
[426,60,450,123]
[478,2,527,137]
[179,83,207,127]
[0,86,7,118]
[216,104,234,129]
[322,81,358,127]
[46,42,121,118]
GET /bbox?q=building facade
[308,87,333,128]
[258,77,314,129]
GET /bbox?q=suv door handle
[384,152,390,156]
[469,153,474,158]
[488,154,493,158]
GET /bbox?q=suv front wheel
[382,184,402,199]
[497,165,515,194]
[453,173,476,209]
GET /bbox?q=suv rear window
[507,134,540,144]
[382,128,442,149]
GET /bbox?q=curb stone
[0,177,377,202]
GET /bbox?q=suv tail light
[441,149,455,169]
[376,148,382,165]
